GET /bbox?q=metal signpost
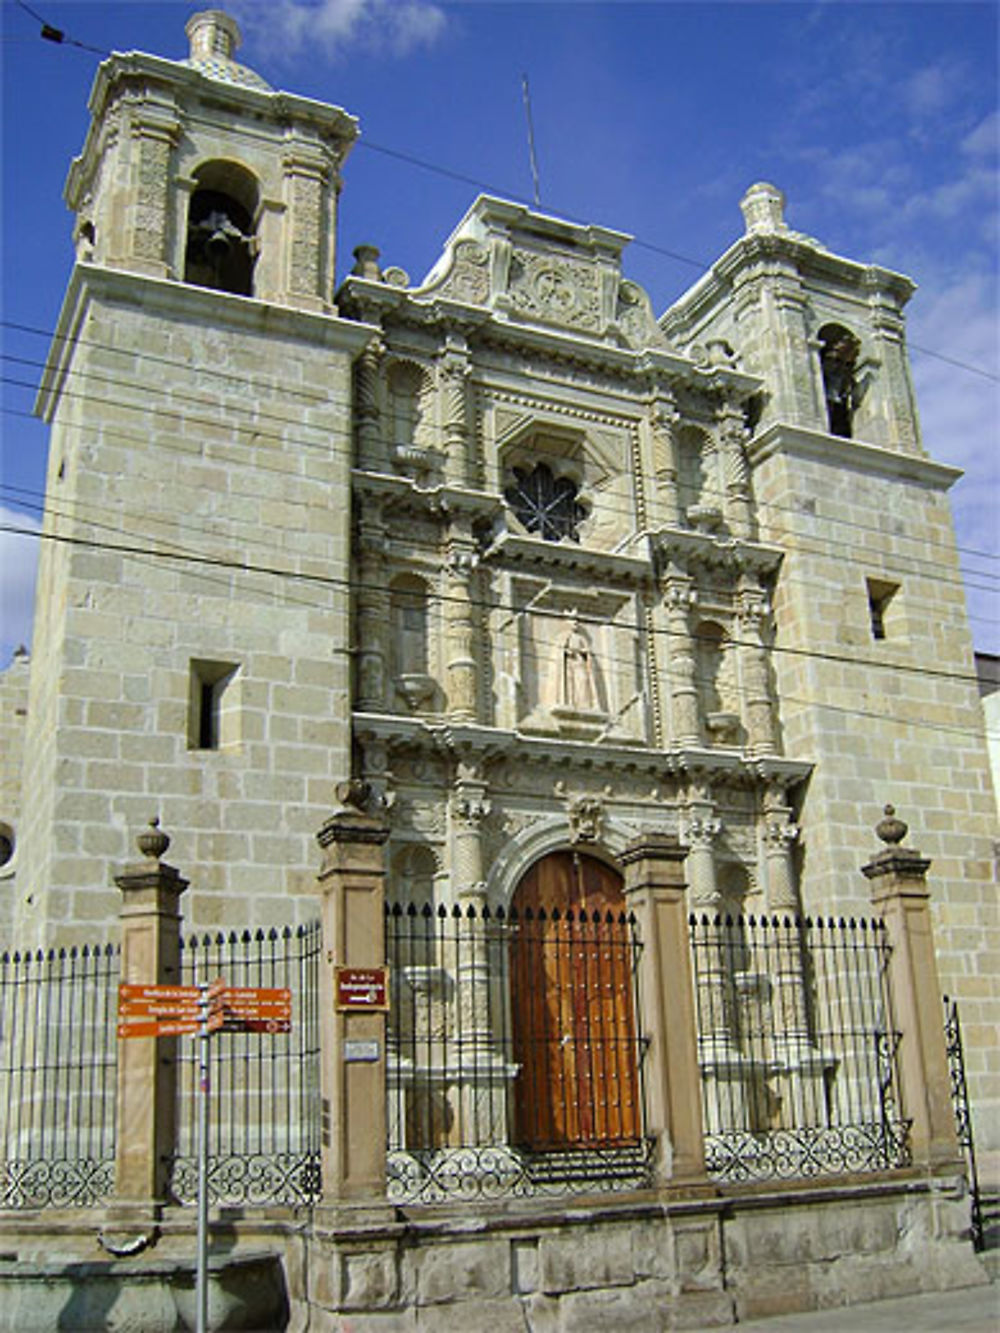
[118,979,292,1333]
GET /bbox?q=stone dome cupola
[183,8,271,91]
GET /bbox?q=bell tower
[65,7,356,311]
[18,12,372,940]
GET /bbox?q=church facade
[1,6,996,1165]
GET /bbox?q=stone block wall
[751,427,1000,1150]
[14,265,367,944]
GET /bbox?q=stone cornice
[339,278,761,402]
[664,231,915,334]
[36,264,377,421]
[748,422,962,490]
[482,531,655,585]
[353,712,813,790]
[351,470,503,522]
[651,528,784,577]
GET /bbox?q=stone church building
[0,15,997,1321]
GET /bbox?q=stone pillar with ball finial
[862,804,962,1175]
[110,819,189,1224]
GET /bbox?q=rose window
[505,463,586,543]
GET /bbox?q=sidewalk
[700,1280,998,1332]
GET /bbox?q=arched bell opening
[818,324,861,438]
[184,160,259,296]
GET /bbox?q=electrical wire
[2,338,998,578]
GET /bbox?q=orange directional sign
[118,1018,201,1039]
[117,980,293,1039]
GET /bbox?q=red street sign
[335,967,389,1012]
[118,1018,201,1039]
[207,1012,290,1035]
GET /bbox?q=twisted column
[440,345,471,487]
[444,528,479,722]
[355,498,389,712]
[737,584,777,754]
[718,405,753,539]
[663,575,700,744]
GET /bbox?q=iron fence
[944,995,984,1251]
[171,922,322,1207]
[385,901,652,1204]
[689,912,910,1182]
[0,943,120,1207]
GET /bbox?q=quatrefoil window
[505,463,586,543]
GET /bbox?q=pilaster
[862,807,962,1175]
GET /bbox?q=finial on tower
[186,10,241,62]
[740,182,787,235]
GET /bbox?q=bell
[206,228,232,259]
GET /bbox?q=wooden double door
[510,851,641,1150]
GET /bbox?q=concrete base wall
[0,1175,988,1331]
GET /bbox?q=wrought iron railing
[689,912,910,1182]
[385,901,652,1204]
[0,942,120,1208]
[171,922,322,1206]
[943,995,985,1251]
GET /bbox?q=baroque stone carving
[508,252,601,332]
[567,795,603,844]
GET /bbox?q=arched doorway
[510,850,641,1150]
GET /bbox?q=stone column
[315,785,390,1203]
[718,406,753,539]
[450,761,490,902]
[355,337,385,471]
[354,496,389,713]
[862,806,963,1174]
[444,527,479,722]
[648,398,681,527]
[737,583,777,755]
[620,834,708,1186]
[685,790,721,909]
[112,820,188,1212]
[662,573,700,744]
[440,342,471,487]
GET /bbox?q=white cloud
[235,0,447,63]
[0,507,40,666]
[961,109,999,158]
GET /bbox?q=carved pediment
[414,195,671,350]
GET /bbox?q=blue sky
[2,0,998,666]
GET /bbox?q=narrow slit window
[866,579,899,642]
[188,659,240,750]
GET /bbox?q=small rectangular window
[866,579,899,642]
[188,659,240,750]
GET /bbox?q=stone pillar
[282,148,331,311]
[127,111,179,277]
[718,406,753,539]
[450,761,490,902]
[862,806,963,1174]
[315,785,390,1203]
[112,820,188,1211]
[440,342,471,487]
[737,583,777,755]
[355,338,385,471]
[648,398,681,527]
[685,791,721,909]
[444,527,479,722]
[354,497,389,712]
[761,789,811,1062]
[620,834,707,1186]
[662,574,700,744]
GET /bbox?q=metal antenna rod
[521,74,541,208]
